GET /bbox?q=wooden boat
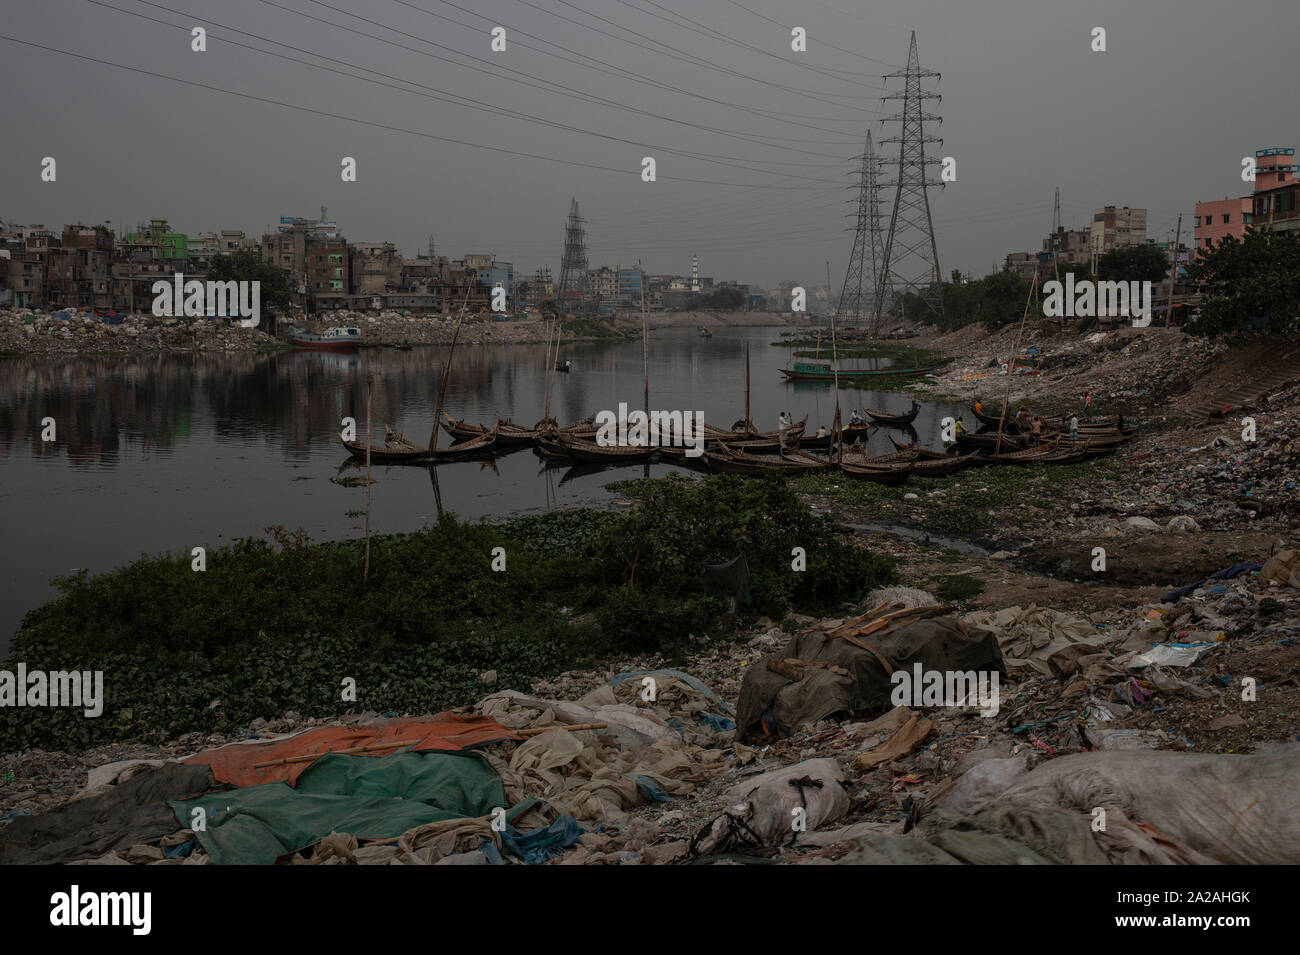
[978,440,1061,465]
[555,361,571,373]
[780,360,935,382]
[910,452,979,477]
[442,413,536,447]
[864,402,921,427]
[971,405,1024,430]
[703,444,817,476]
[839,459,911,485]
[724,415,808,442]
[779,447,833,470]
[957,431,1028,452]
[557,434,655,465]
[698,326,713,338]
[428,425,499,460]
[289,326,362,351]
[1042,446,1089,465]
[888,437,957,460]
[339,426,427,464]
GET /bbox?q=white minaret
[691,253,700,293]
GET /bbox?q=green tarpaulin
[171,749,506,866]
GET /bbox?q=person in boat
[1016,409,1029,429]
[974,399,984,416]
[778,411,792,445]
[1069,415,1079,440]
[949,418,967,445]
[815,425,827,438]
[849,409,863,426]
[1031,416,1043,446]
[564,359,571,371]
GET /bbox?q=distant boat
[289,326,361,351]
[698,326,713,338]
[780,360,932,381]
[555,359,571,372]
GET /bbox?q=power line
[82,0,852,182]
[261,0,865,146]
[716,0,904,69]
[398,0,866,125]
[0,31,836,190]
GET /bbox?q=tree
[1098,244,1169,284]
[1188,228,1300,338]
[206,250,294,313]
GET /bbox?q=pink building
[1194,148,1299,254]
[1194,197,1252,252]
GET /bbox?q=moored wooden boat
[839,459,911,485]
[780,361,935,381]
[864,402,921,427]
[339,426,427,464]
[427,424,499,460]
[957,431,1029,452]
[557,434,656,465]
[910,452,979,477]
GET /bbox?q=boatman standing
[778,411,792,446]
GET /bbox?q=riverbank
[0,307,807,358]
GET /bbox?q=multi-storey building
[1089,206,1147,253]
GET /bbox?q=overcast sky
[1,0,1293,289]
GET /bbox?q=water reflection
[0,327,968,649]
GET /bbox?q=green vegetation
[206,249,294,314]
[2,475,892,750]
[1189,228,1300,338]
[932,574,984,603]
[1098,244,1172,285]
[793,459,1112,536]
[699,286,746,310]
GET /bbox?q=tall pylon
[555,198,590,315]
[1051,187,1062,283]
[876,31,944,325]
[836,130,885,331]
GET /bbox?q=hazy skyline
[1,0,1293,290]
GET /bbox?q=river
[0,325,966,650]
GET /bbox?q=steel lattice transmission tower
[555,198,590,315]
[876,31,944,325]
[836,130,886,331]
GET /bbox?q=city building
[124,219,188,261]
[349,242,402,295]
[1194,198,1253,251]
[1089,206,1147,253]
[1250,147,1300,235]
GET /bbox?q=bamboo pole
[743,340,750,429]
[829,263,843,464]
[995,272,1039,454]
[640,259,649,443]
[512,722,608,738]
[364,377,372,582]
[428,285,472,452]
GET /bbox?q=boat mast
[744,340,750,429]
[640,259,649,439]
[995,272,1038,455]
[429,285,472,452]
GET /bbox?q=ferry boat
[779,360,934,381]
[288,326,362,351]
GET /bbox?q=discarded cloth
[172,750,505,866]
[0,762,214,865]
[183,712,517,787]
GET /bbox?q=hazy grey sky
[1,0,1293,289]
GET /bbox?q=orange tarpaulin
[184,712,519,787]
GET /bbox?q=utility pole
[1165,213,1182,315]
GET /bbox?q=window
[1223,214,1230,224]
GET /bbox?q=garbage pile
[0,308,270,357]
[3,567,1298,865]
